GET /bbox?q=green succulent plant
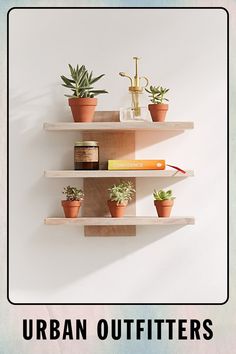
[153,189,175,201]
[63,186,84,201]
[108,181,136,205]
[61,64,108,98]
[145,85,169,104]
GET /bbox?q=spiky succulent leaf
[61,75,75,85]
[61,64,108,98]
[90,73,105,85]
[90,89,108,96]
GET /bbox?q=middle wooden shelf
[44,169,194,178]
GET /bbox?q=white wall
[9,8,227,303]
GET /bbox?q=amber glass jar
[74,141,99,170]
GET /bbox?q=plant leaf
[90,73,105,84]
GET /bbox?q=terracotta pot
[62,200,81,218]
[68,97,97,122]
[154,199,174,217]
[107,200,128,218]
[148,103,168,122]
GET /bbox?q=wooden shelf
[44,111,194,236]
[45,216,195,226]
[44,121,194,131]
[44,170,194,178]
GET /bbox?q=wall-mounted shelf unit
[44,121,194,132]
[44,111,194,236]
[45,216,195,226]
[44,170,194,178]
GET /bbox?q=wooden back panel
[83,112,136,236]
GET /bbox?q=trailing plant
[153,189,175,201]
[62,186,84,201]
[108,181,136,205]
[145,85,169,104]
[61,64,108,98]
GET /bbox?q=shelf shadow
[12,223,185,293]
[135,130,185,148]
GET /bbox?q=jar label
[74,147,99,163]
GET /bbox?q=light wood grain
[44,111,194,236]
[83,176,136,236]
[44,216,195,226]
[44,121,194,131]
[82,119,136,236]
[44,170,194,178]
[83,131,135,170]
[93,111,120,122]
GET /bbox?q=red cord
[167,164,186,174]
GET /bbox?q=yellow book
[108,160,166,170]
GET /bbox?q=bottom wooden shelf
[44,216,195,226]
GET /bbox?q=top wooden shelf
[44,121,194,132]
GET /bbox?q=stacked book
[108,160,166,170]
[108,160,186,174]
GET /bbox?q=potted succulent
[153,189,175,217]
[61,185,84,218]
[107,181,136,218]
[145,85,169,122]
[61,64,108,122]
